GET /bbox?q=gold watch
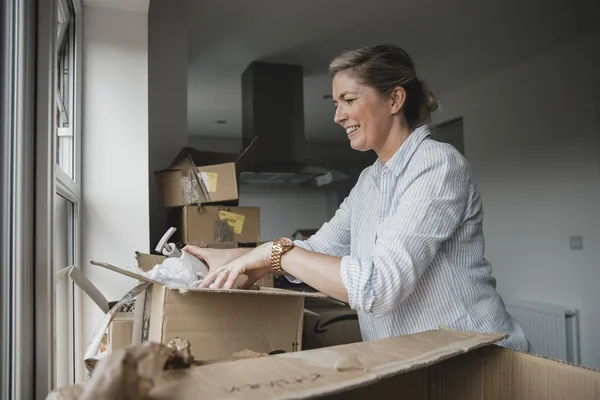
[270,237,294,273]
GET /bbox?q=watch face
[280,237,293,246]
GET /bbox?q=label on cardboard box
[200,172,218,193]
[218,210,245,235]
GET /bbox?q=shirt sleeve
[284,171,367,283]
[340,149,471,317]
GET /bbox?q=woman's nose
[334,106,346,124]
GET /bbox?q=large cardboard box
[155,138,257,208]
[148,329,600,399]
[88,254,328,364]
[169,205,260,243]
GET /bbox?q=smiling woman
[185,44,534,356]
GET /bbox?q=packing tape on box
[180,155,211,205]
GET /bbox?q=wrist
[234,247,253,257]
[269,238,293,273]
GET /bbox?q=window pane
[56,2,74,179]
[54,193,74,387]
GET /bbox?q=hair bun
[420,79,439,114]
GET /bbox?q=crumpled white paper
[141,257,245,292]
[144,257,203,291]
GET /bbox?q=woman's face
[332,71,395,152]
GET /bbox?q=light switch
[569,235,583,250]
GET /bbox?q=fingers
[198,268,220,288]
[182,245,208,260]
[199,265,237,289]
[212,268,232,289]
[223,267,243,289]
[198,264,247,290]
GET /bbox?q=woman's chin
[349,138,368,152]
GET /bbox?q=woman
[185,44,533,353]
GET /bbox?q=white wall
[433,31,600,369]
[81,5,149,356]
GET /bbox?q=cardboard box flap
[90,260,161,285]
[149,329,506,399]
[90,260,328,299]
[234,136,259,172]
[135,251,166,272]
[170,148,238,169]
[68,265,110,313]
[169,137,257,170]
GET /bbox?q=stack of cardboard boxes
[154,139,259,242]
[153,139,273,287]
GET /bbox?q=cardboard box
[155,138,257,208]
[89,254,328,364]
[255,272,274,288]
[148,329,600,399]
[302,306,362,350]
[108,313,134,352]
[170,205,260,243]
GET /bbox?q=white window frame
[53,0,84,387]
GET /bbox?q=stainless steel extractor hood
[239,61,352,187]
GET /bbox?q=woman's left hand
[199,242,273,290]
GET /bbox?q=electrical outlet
[569,235,583,250]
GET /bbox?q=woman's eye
[345,99,355,105]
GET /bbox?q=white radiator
[505,301,580,364]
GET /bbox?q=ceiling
[186,0,599,141]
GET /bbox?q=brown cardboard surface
[177,205,260,243]
[135,251,166,272]
[256,272,274,288]
[146,328,600,400]
[147,329,506,399]
[148,285,306,360]
[108,314,134,353]
[155,164,239,207]
[90,257,329,369]
[454,346,600,400]
[154,138,257,208]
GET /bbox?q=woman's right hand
[182,245,250,273]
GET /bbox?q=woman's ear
[389,86,406,115]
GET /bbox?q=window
[57,0,75,178]
[54,0,82,387]
[54,192,75,387]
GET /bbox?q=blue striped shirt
[294,125,533,353]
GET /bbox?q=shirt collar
[381,124,432,176]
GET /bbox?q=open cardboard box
[84,252,328,370]
[145,328,600,399]
[155,137,257,207]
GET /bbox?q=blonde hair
[329,44,438,129]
